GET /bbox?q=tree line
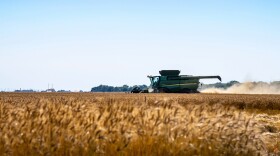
[201,81,240,89]
[91,85,148,92]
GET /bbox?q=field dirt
[0,93,280,155]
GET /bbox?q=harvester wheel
[192,90,200,93]
[181,88,191,93]
[159,88,168,93]
[182,88,199,93]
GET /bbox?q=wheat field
[0,93,279,155]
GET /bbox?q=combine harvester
[131,70,221,93]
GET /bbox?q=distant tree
[122,85,129,92]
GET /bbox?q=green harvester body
[147,70,221,93]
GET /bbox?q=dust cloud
[201,82,280,94]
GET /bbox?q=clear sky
[0,0,279,91]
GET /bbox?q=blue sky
[0,0,279,91]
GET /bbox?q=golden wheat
[0,93,279,155]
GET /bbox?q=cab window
[152,77,159,86]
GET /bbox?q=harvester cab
[148,76,160,87]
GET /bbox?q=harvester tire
[181,88,191,93]
[159,88,168,93]
[181,88,199,93]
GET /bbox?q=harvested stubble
[0,93,279,155]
